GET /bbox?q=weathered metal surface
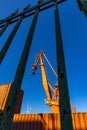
[0,0,65,26]
[77,0,87,16]
[0,9,39,130]
[11,113,87,130]
[54,0,73,129]
[0,22,9,36]
[15,89,24,114]
[0,84,24,114]
[0,16,23,64]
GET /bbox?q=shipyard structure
[0,84,87,130]
[0,0,87,130]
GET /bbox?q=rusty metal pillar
[0,8,39,130]
[54,1,73,130]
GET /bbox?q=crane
[32,51,76,113]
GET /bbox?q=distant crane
[32,51,76,113]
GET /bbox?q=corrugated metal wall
[0,84,87,129]
[72,113,87,129]
[0,84,11,111]
[12,113,87,130]
[0,84,24,114]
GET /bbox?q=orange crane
[32,51,76,113]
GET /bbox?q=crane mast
[32,51,76,113]
[32,51,52,102]
[37,52,52,102]
[32,51,59,113]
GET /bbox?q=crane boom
[32,51,76,113]
[37,51,52,102]
[32,51,52,103]
[32,51,59,113]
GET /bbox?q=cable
[43,52,58,79]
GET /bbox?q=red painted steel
[15,90,24,114]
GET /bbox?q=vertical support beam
[77,0,87,16]
[54,1,73,130]
[0,9,39,130]
[0,9,19,37]
[0,22,9,37]
[0,16,23,64]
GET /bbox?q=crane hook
[32,64,37,75]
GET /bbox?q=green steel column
[0,9,19,37]
[54,1,73,130]
[0,9,39,130]
[77,0,87,16]
[0,16,23,64]
[0,22,9,37]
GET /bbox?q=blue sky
[0,0,87,113]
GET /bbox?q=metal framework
[0,0,73,130]
[77,0,87,16]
